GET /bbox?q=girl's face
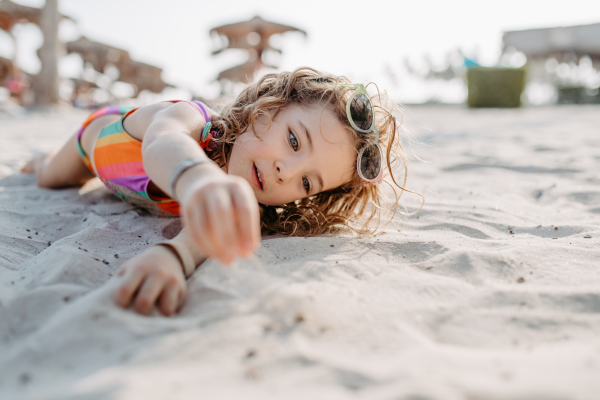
[226,104,356,206]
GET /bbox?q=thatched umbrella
[0,0,74,106]
[211,15,306,41]
[66,36,172,96]
[0,0,73,34]
[216,58,263,83]
[66,36,132,75]
[121,61,173,96]
[0,0,43,31]
[0,55,11,83]
[210,15,306,83]
[69,77,98,89]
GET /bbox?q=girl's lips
[252,163,263,190]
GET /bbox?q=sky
[1,0,600,103]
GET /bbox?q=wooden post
[35,0,60,106]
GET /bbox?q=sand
[1,104,599,400]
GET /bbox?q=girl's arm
[113,101,260,316]
[124,101,211,191]
[125,102,260,264]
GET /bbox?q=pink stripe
[97,161,146,180]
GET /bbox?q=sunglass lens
[350,93,373,131]
[359,144,382,181]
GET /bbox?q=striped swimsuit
[75,101,214,217]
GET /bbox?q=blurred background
[1,0,600,111]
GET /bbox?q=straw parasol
[210,15,306,83]
[66,36,172,96]
[0,55,11,82]
[0,0,73,32]
[66,36,133,75]
[211,15,306,39]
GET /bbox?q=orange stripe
[94,142,143,168]
[157,201,180,216]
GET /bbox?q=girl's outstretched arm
[114,228,205,316]
[127,101,261,264]
[111,101,260,316]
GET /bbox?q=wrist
[174,161,222,203]
[169,158,215,201]
[146,245,185,279]
[154,241,196,278]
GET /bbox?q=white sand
[1,105,599,400]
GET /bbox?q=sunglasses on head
[337,83,383,184]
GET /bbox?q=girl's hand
[178,164,261,265]
[115,246,186,316]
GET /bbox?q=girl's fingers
[158,283,182,316]
[183,179,259,265]
[231,185,260,256]
[177,288,185,310]
[133,274,166,315]
[185,197,220,261]
[115,268,146,308]
[206,189,237,264]
[184,196,210,252]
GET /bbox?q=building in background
[502,23,600,104]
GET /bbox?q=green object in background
[467,67,526,108]
[558,86,600,104]
[558,87,584,104]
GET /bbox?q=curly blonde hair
[207,67,416,236]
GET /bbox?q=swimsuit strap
[192,100,211,123]
[160,100,215,149]
[189,101,215,149]
[77,106,134,142]
[162,100,211,123]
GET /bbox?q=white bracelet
[168,158,214,201]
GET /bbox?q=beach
[1,104,599,400]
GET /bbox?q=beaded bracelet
[201,122,212,142]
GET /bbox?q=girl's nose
[275,160,296,184]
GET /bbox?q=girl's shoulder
[123,100,212,142]
[167,100,216,122]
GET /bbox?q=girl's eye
[289,130,299,151]
[302,176,311,194]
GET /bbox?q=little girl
[22,67,411,317]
